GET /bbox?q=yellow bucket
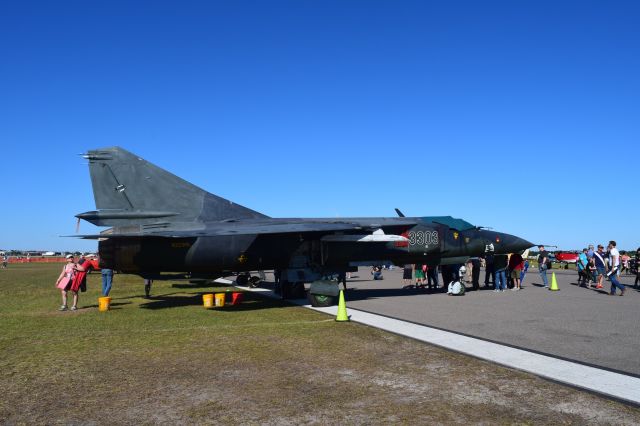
[98,296,111,312]
[214,293,225,307]
[202,294,214,308]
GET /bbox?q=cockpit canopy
[422,216,475,231]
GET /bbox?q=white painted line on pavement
[235,284,640,406]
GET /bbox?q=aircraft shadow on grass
[171,282,221,289]
[139,291,287,311]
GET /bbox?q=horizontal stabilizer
[76,210,179,226]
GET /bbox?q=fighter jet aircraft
[74,147,533,306]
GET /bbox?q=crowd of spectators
[399,241,638,297]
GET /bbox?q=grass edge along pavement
[1,263,640,424]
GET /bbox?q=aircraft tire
[235,274,249,286]
[307,292,336,307]
[249,276,261,288]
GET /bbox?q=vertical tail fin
[77,147,267,226]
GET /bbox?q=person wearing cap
[537,245,549,288]
[55,255,85,311]
[593,245,607,289]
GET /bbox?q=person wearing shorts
[593,245,607,289]
[414,264,425,288]
[402,264,413,286]
[508,252,523,291]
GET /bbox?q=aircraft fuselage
[98,217,530,278]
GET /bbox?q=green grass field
[1,263,639,424]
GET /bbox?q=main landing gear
[235,272,261,288]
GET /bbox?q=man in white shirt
[607,240,625,296]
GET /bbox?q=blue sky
[1,1,638,252]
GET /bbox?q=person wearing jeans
[608,241,625,296]
[609,269,625,295]
[493,254,508,292]
[495,268,507,291]
[101,268,113,296]
[537,245,549,287]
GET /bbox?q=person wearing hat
[537,245,549,288]
[55,255,85,311]
[593,245,607,289]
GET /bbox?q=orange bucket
[231,292,244,305]
[98,296,111,312]
[202,294,214,308]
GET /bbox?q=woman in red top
[70,255,92,292]
[508,253,524,291]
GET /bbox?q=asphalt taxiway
[234,267,640,405]
[343,267,640,377]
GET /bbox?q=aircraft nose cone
[500,234,534,254]
[479,230,533,254]
[480,230,533,254]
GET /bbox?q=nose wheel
[307,292,336,307]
